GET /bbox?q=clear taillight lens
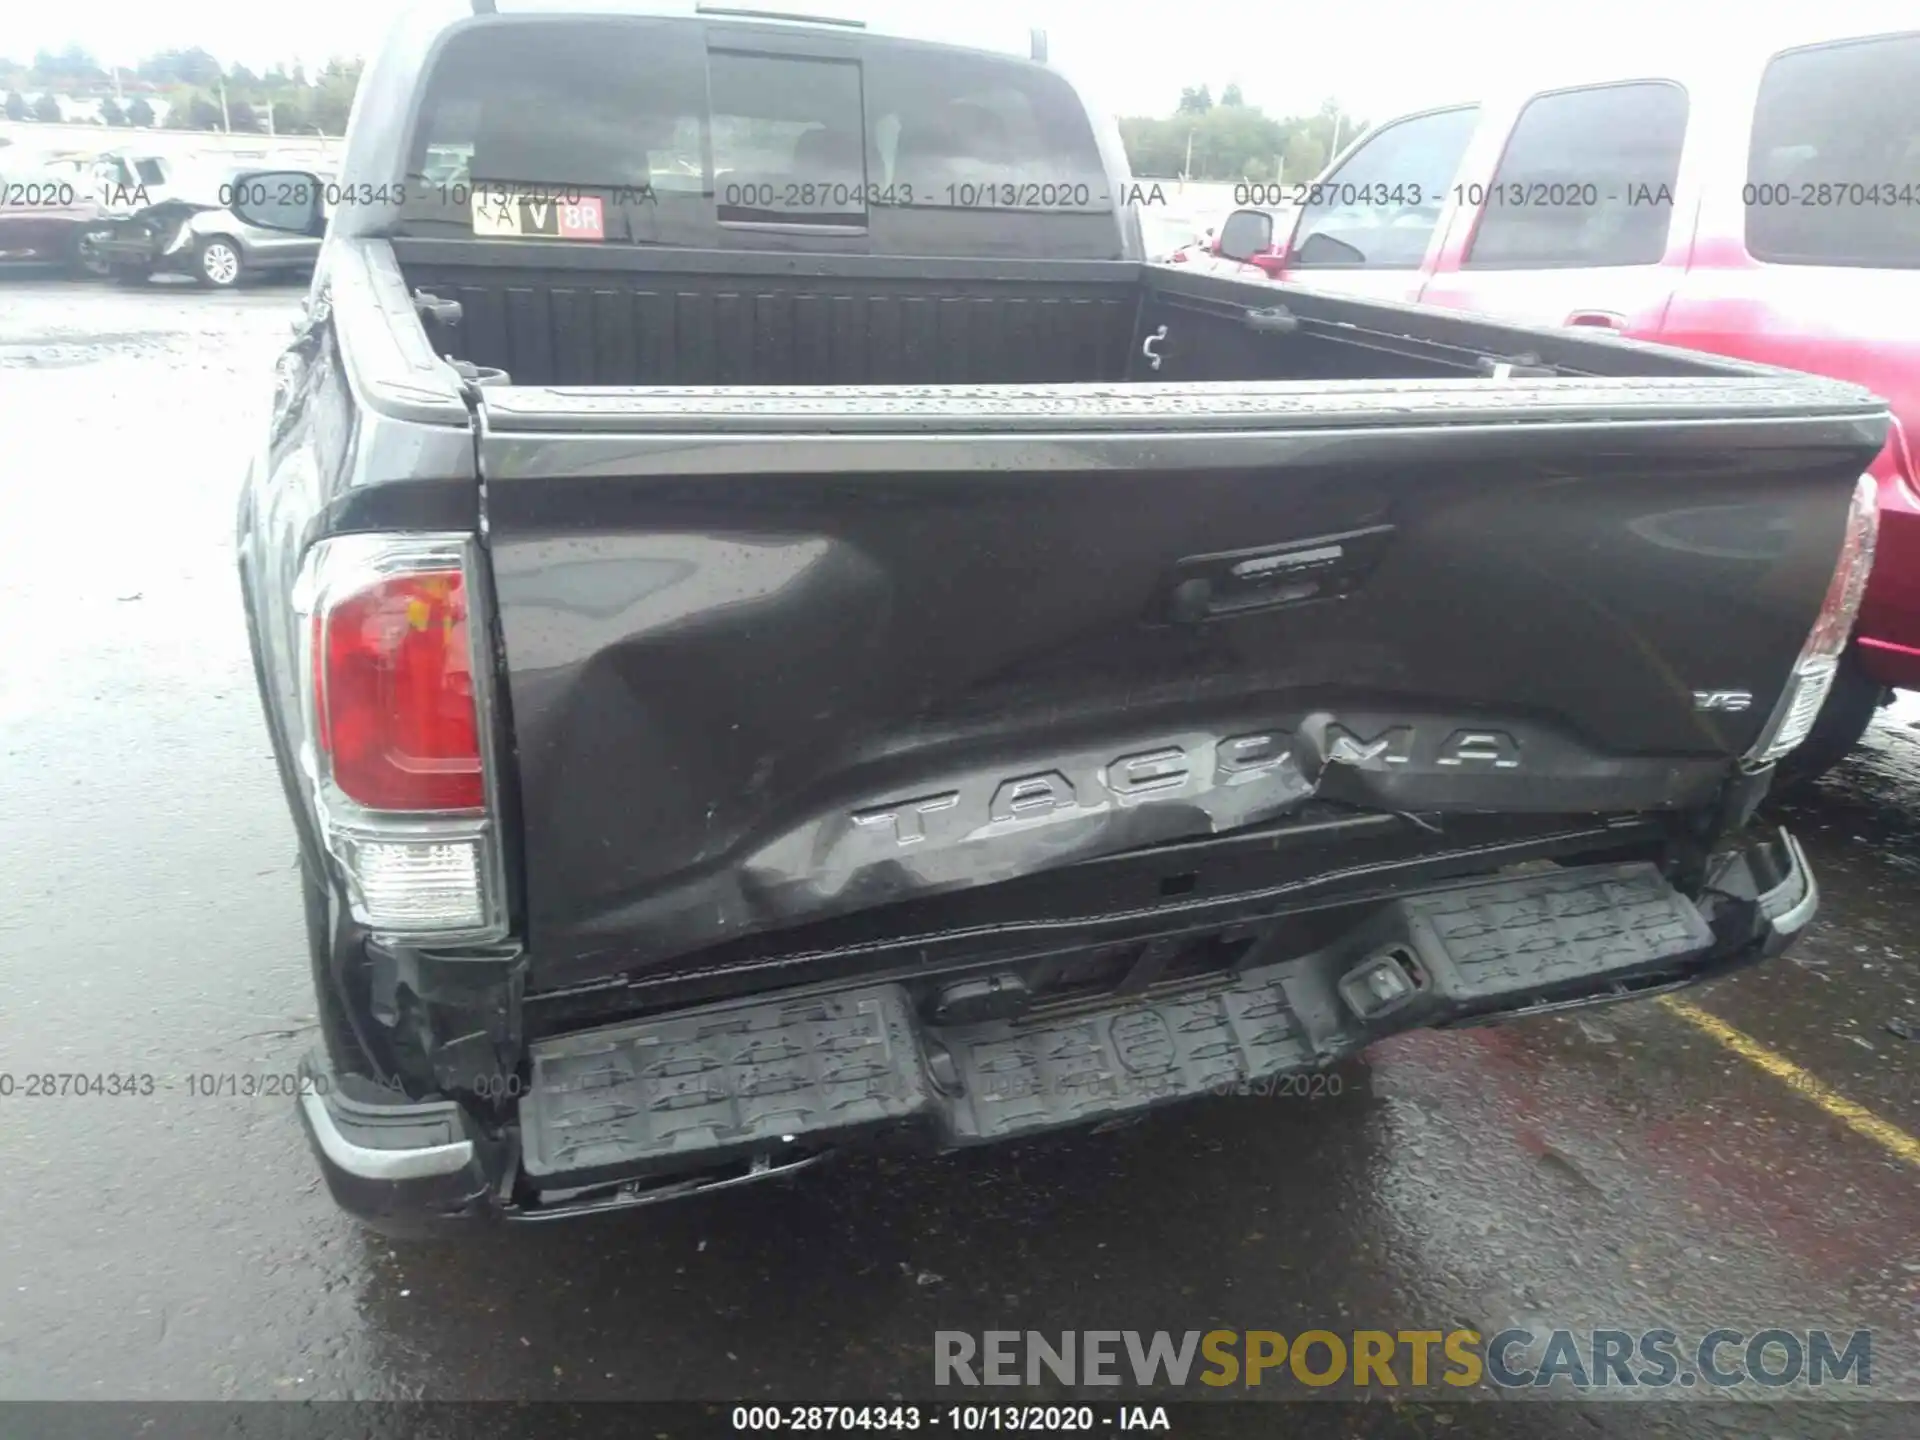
[1749,474,1879,765]
[294,534,506,942]
[328,829,494,933]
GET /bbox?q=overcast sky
[10,0,1917,120]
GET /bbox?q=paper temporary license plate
[470,185,605,240]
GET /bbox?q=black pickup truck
[235,1,1885,1234]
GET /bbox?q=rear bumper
[296,1064,497,1236]
[298,827,1815,1235]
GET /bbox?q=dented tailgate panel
[478,379,1880,988]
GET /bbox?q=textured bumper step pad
[939,972,1313,1140]
[520,862,1712,1178]
[1396,863,1713,999]
[521,990,929,1178]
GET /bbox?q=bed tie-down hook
[1141,324,1168,371]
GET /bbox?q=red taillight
[314,569,484,811]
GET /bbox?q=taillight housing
[1747,474,1880,767]
[293,534,507,942]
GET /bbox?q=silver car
[93,162,329,289]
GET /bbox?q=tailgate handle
[1162,525,1395,624]
[1566,309,1625,330]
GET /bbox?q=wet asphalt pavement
[1,277,1917,1431]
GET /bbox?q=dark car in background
[96,161,331,288]
[0,149,118,276]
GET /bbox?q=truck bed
[329,238,1889,996]
[392,238,1723,389]
[248,0,1898,1229]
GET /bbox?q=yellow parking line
[1658,995,1920,1168]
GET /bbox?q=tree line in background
[2,47,1358,184]
[0,45,364,135]
[1119,85,1366,185]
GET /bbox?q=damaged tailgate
[476,375,1886,988]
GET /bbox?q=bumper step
[1394,861,1713,1000]
[939,969,1314,1141]
[519,859,1720,1184]
[522,989,931,1179]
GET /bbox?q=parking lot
[1,278,1917,1428]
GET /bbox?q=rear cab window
[1464,82,1689,268]
[1747,32,1920,268]
[1290,106,1480,269]
[397,17,1122,257]
[709,50,866,227]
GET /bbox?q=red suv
[1231,28,1920,778]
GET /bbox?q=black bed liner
[392,238,1743,390]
